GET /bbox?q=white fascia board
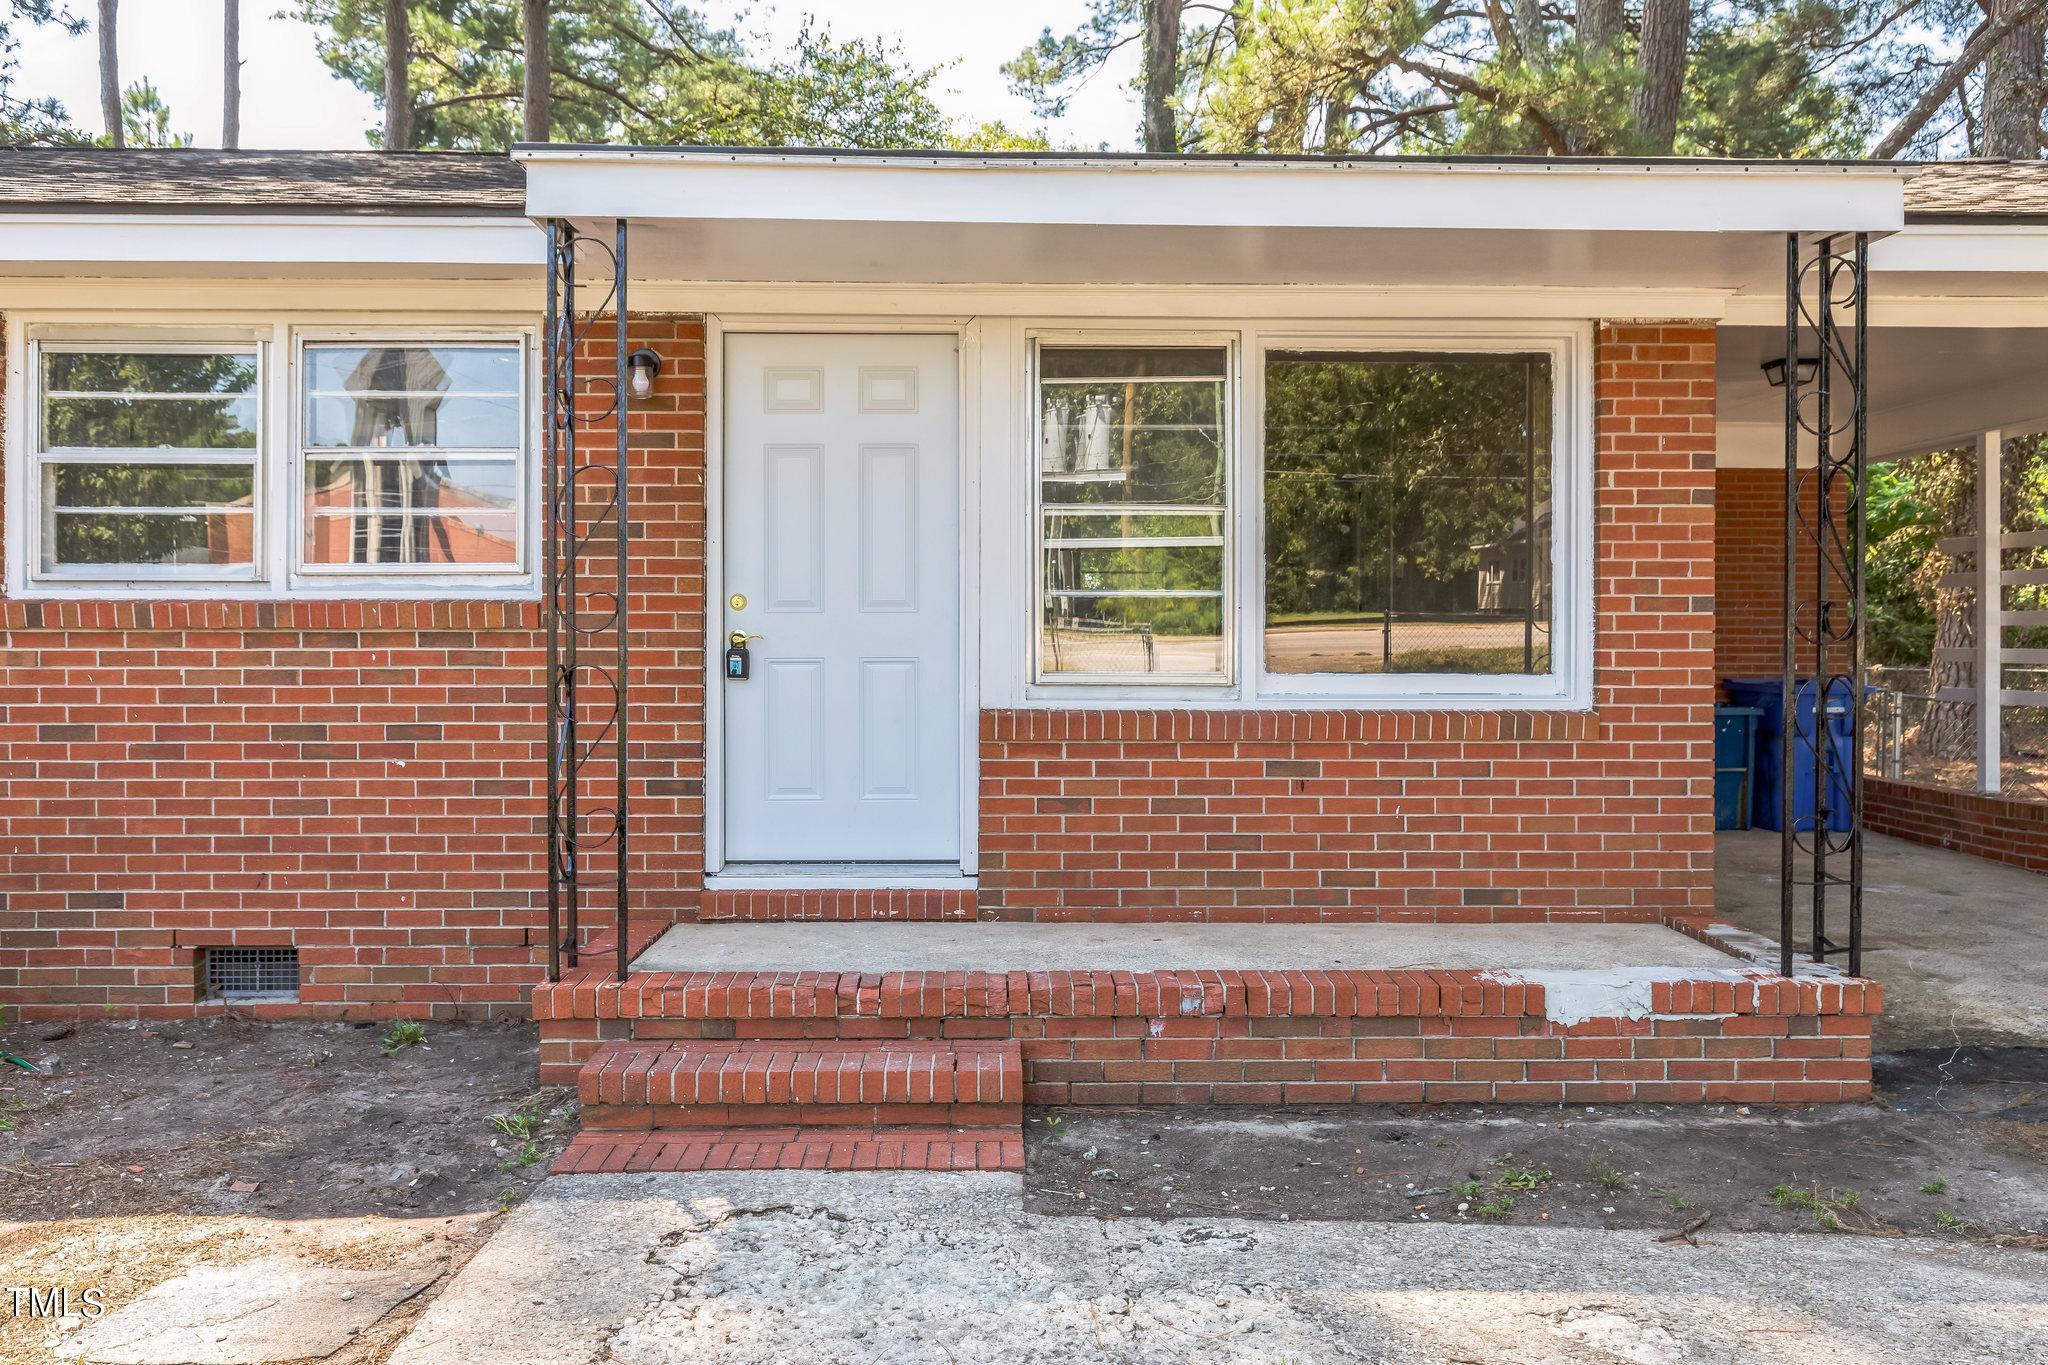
[517,151,1908,235]
[1869,223,2048,273]
[0,213,543,268]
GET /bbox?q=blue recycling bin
[1712,705,1762,830]
[1721,677,1856,833]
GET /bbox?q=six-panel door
[721,333,962,864]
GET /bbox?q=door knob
[729,630,763,647]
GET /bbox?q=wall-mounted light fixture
[1761,356,1821,388]
[627,347,662,400]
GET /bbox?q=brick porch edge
[534,960,1880,1107]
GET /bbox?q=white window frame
[290,327,536,589]
[1027,328,1240,690]
[1009,318,1593,711]
[5,316,540,600]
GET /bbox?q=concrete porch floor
[630,920,1737,976]
[1716,829,2048,1051]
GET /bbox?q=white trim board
[519,149,1909,234]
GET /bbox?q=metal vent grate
[204,946,299,999]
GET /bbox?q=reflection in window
[300,343,522,568]
[1263,352,1552,676]
[1037,344,1228,679]
[36,348,259,573]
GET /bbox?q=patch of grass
[0,1100,22,1134]
[1490,1153,1552,1192]
[499,1139,545,1172]
[1668,1192,1694,1212]
[490,1108,544,1142]
[380,1020,426,1056]
[1590,1161,1631,1194]
[1920,1177,1949,1196]
[1936,1211,1966,1232]
[1472,1194,1517,1220]
[1770,1183,1861,1230]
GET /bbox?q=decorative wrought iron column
[543,219,632,982]
[1781,232,1868,979]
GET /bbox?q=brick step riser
[582,1101,1024,1131]
[543,1011,1875,1103]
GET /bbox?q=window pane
[304,510,518,566]
[304,344,522,450]
[48,462,254,509]
[43,396,259,450]
[1041,596,1224,676]
[305,344,520,395]
[303,458,519,566]
[48,510,253,568]
[1040,347,1227,380]
[306,395,521,450]
[1263,353,1552,677]
[43,350,257,395]
[1038,345,1229,679]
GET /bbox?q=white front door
[721,333,962,864]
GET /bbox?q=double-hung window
[15,326,534,596]
[33,344,262,580]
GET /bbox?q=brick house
[2,147,2041,1166]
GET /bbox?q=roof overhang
[515,147,1914,295]
[0,212,541,276]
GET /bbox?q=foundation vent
[204,946,300,1000]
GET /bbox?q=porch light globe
[627,347,661,399]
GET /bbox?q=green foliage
[1677,1,1868,157]
[380,1019,427,1055]
[1865,459,1942,667]
[0,1,86,144]
[296,1,966,150]
[112,78,192,149]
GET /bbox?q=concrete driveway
[1716,830,2048,1051]
[393,1170,2048,1364]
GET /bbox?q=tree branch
[1869,2,2048,158]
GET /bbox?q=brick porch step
[551,1125,1024,1174]
[577,1039,1024,1130]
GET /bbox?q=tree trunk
[383,0,411,150]
[1141,0,1182,153]
[1631,0,1689,152]
[1514,0,1545,65]
[222,0,240,149]
[1579,0,1624,53]
[522,0,551,143]
[1982,0,2045,158]
[97,0,121,148]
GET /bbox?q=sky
[13,1,1144,150]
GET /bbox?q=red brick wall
[979,323,1720,922]
[1715,466,1784,683]
[3,316,1725,1016]
[1866,777,2048,874]
[0,316,707,1019]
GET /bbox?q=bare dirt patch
[1024,1049,2048,1244]
[0,1016,568,1364]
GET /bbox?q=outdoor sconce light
[627,347,662,400]
[1761,355,1821,388]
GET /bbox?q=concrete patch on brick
[1498,967,1740,1027]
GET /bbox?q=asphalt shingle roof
[1903,160,2048,222]
[0,148,526,214]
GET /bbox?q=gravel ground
[395,1169,2048,1364]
